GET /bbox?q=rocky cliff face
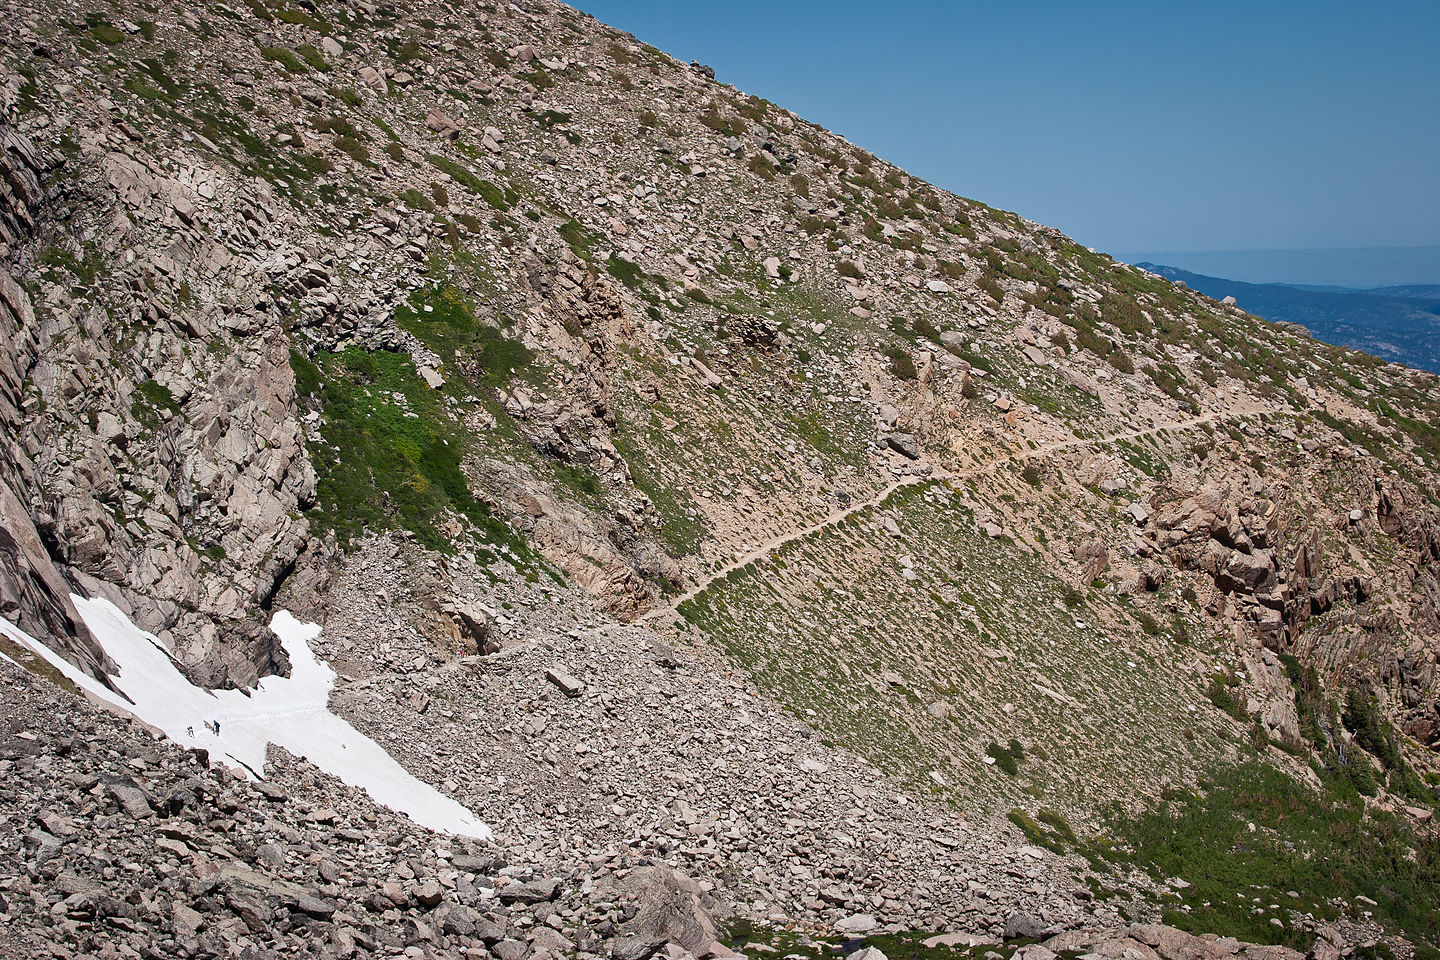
[1,0,1438,956]
[0,103,317,685]
[0,96,113,682]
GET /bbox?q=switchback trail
[647,408,1265,617]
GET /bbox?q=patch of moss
[986,738,1025,775]
[298,345,531,558]
[425,155,514,210]
[395,287,499,373]
[260,46,308,73]
[130,379,182,431]
[90,23,127,45]
[296,43,329,71]
[289,348,321,397]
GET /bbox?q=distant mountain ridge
[1117,245,1440,287]
[1284,283,1440,299]
[1136,262,1440,373]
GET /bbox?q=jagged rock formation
[0,101,112,682]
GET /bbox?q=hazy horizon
[1112,246,1440,289]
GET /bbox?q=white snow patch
[0,597,490,840]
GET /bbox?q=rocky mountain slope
[1,0,1438,957]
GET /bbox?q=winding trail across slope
[647,409,1254,617]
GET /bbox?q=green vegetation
[1008,807,1076,853]
[302,349,458,550]
[332,135,369,164]
[289,348,321,396]
[275,5,329,31]
[260,46,309,73]
[394,285,533,384]
[553,220,664,295]
[886,346,917,380]
[294,286,537,561]
[1277,655,1430,801]
[1101,761,1440,958]
[1115,437,1168,480]
[1205,671,1249,722]
[124,57,188,102]
[534,109,571,128]
[790,410,864,467]
[0,633,80,697]
[552,461,601,499]
[398,187,435,211]
[986,738,1025,775]
[296,42,329,71]
[678,481,1223,806]
[977,276,1005,306]
[181,101,334,204]
[37,245,102,290]
[518,67,554,90]
[130,379,182,432]
[556,219,602,260]
[605,255,647,290]
[89,22,127,45]
[699,106,745,137]
[426,155,514,209]
[611,423,709,556]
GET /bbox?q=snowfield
[0,597,491,840]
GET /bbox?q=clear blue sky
[575,1,1440,259]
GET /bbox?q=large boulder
[616,866,725,958]
[885,432,920,460]
[444,598,499,655]
[426,109,462,139]
[1003,911,1051,940]
[1127,924,1247,960]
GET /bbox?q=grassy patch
[293,279,579,571]
[37,245,103,289]
[296,42,329,71]
[130,379,182,431]
[260,46,308,73]
[0,634,81,696]
[790,410,865,467]
[182,101,332,204]
[676,482,1221,807]
[885,346,918,380]
[986,738,1025,775]
[1008,807,1076,853]
[296,341,531,560]
[89,23,126,45]
[394,285,534,386]
[426,155,514,210]
[1102,760,1440,957]
[611,416,709,556]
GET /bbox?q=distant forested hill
[1137,264,1440,373]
